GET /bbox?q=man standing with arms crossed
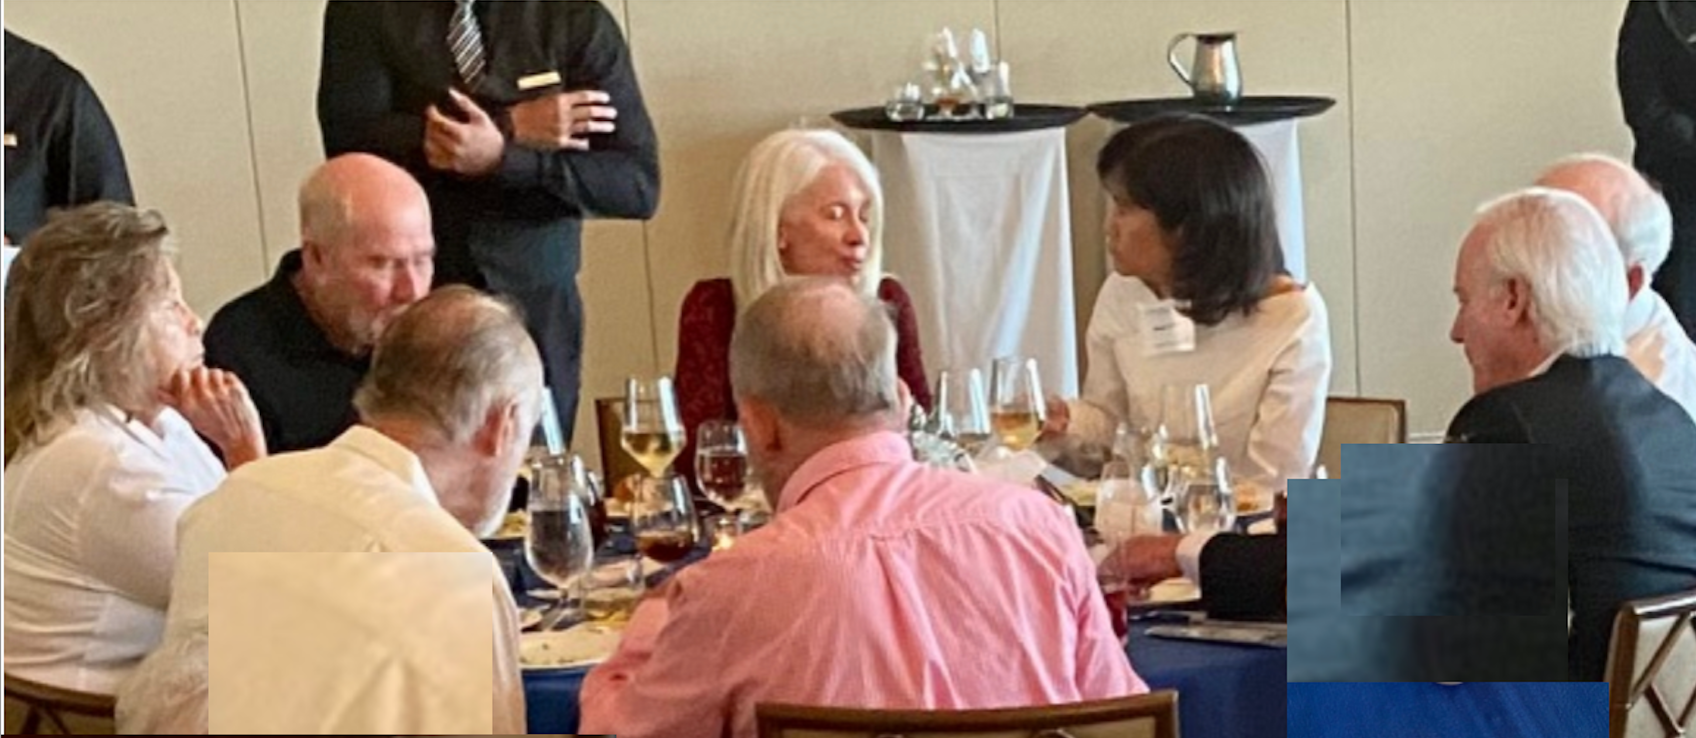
[317,0,661,444]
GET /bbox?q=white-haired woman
[4,203,266,695]
[673,129,930,492]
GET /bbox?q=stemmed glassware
[523,454,595,625]
[632,474,699,565]
[622,376,685,478]
[935,368,993,456]
[1095,458,1166,602]
[989,356,1045,453]
[696,421,751,507]
[1157,384,1235,534]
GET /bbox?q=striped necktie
[447,0,487,90]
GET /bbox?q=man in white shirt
[115,286,545,734]
[1536,153,1696,421]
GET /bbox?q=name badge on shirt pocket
[1137,300,1197,357]
[517,70,562,91]
[3,133,16,148]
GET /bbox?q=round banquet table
[522,621,1285,738]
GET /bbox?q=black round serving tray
[831,103,1087,133]
[1087,95,1335,125]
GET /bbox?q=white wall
[3,0,1638,459]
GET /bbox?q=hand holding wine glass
[1095,459,1165,601]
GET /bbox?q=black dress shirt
[316,0,659,288]
[4,30,132,242]
[204,251,368,454]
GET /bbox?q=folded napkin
[972,449,1052,488]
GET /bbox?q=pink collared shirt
[579,431,1146,738]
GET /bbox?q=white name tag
[517,70,562,91]
[1137,300,1197,357]
[3,133,16,148]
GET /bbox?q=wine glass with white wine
[622,376,686,478]
[989,356,1046,453]
[1159,383,1218,479]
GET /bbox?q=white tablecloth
[1235,119,1306,282]
[870,128,1080,395]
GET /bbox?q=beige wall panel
[572,1,654,468]
[1351,0,1633,434]
[627,0,998,378]
[998,0,1357,397]
[7,0,266,315]
[234,0,325,271]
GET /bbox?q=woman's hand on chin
[164,366,267,469]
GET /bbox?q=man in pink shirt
[579,278,1146,738]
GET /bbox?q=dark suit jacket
[1447,354,1696,680]
[1199,532,1285,622]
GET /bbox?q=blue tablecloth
[523,623,1284,737]
[1288,683,1608,738]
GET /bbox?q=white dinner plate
[1146,577,1200,605]
[520,623,624,670]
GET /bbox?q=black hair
[1096,113,1286,326]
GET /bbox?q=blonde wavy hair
[726,128,884,310]
[4,203,179,461]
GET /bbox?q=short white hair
[729,278,899,429]
[353,286,544,445]
[1538,153,1673,275]
[726,129,884,310]
[1473,187,1628,358]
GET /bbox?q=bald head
[299,153,431,249]
[1534,154,1672,278]
[295,154,436,355]
[729,277,899,429]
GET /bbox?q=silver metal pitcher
[1167,32,1242,105]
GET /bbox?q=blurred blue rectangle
[1289,682,1607,738]
[1289,444,1569,681]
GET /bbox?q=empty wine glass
[935,368,992,456]
[695,420,752,511]
[564,453,609,548]
[1160,383,1218,464]
[633,475,699,565]
[1096,459,1166,602]
[623,376,685,478]
[524,454,595,624]
[989,356,1045,453]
